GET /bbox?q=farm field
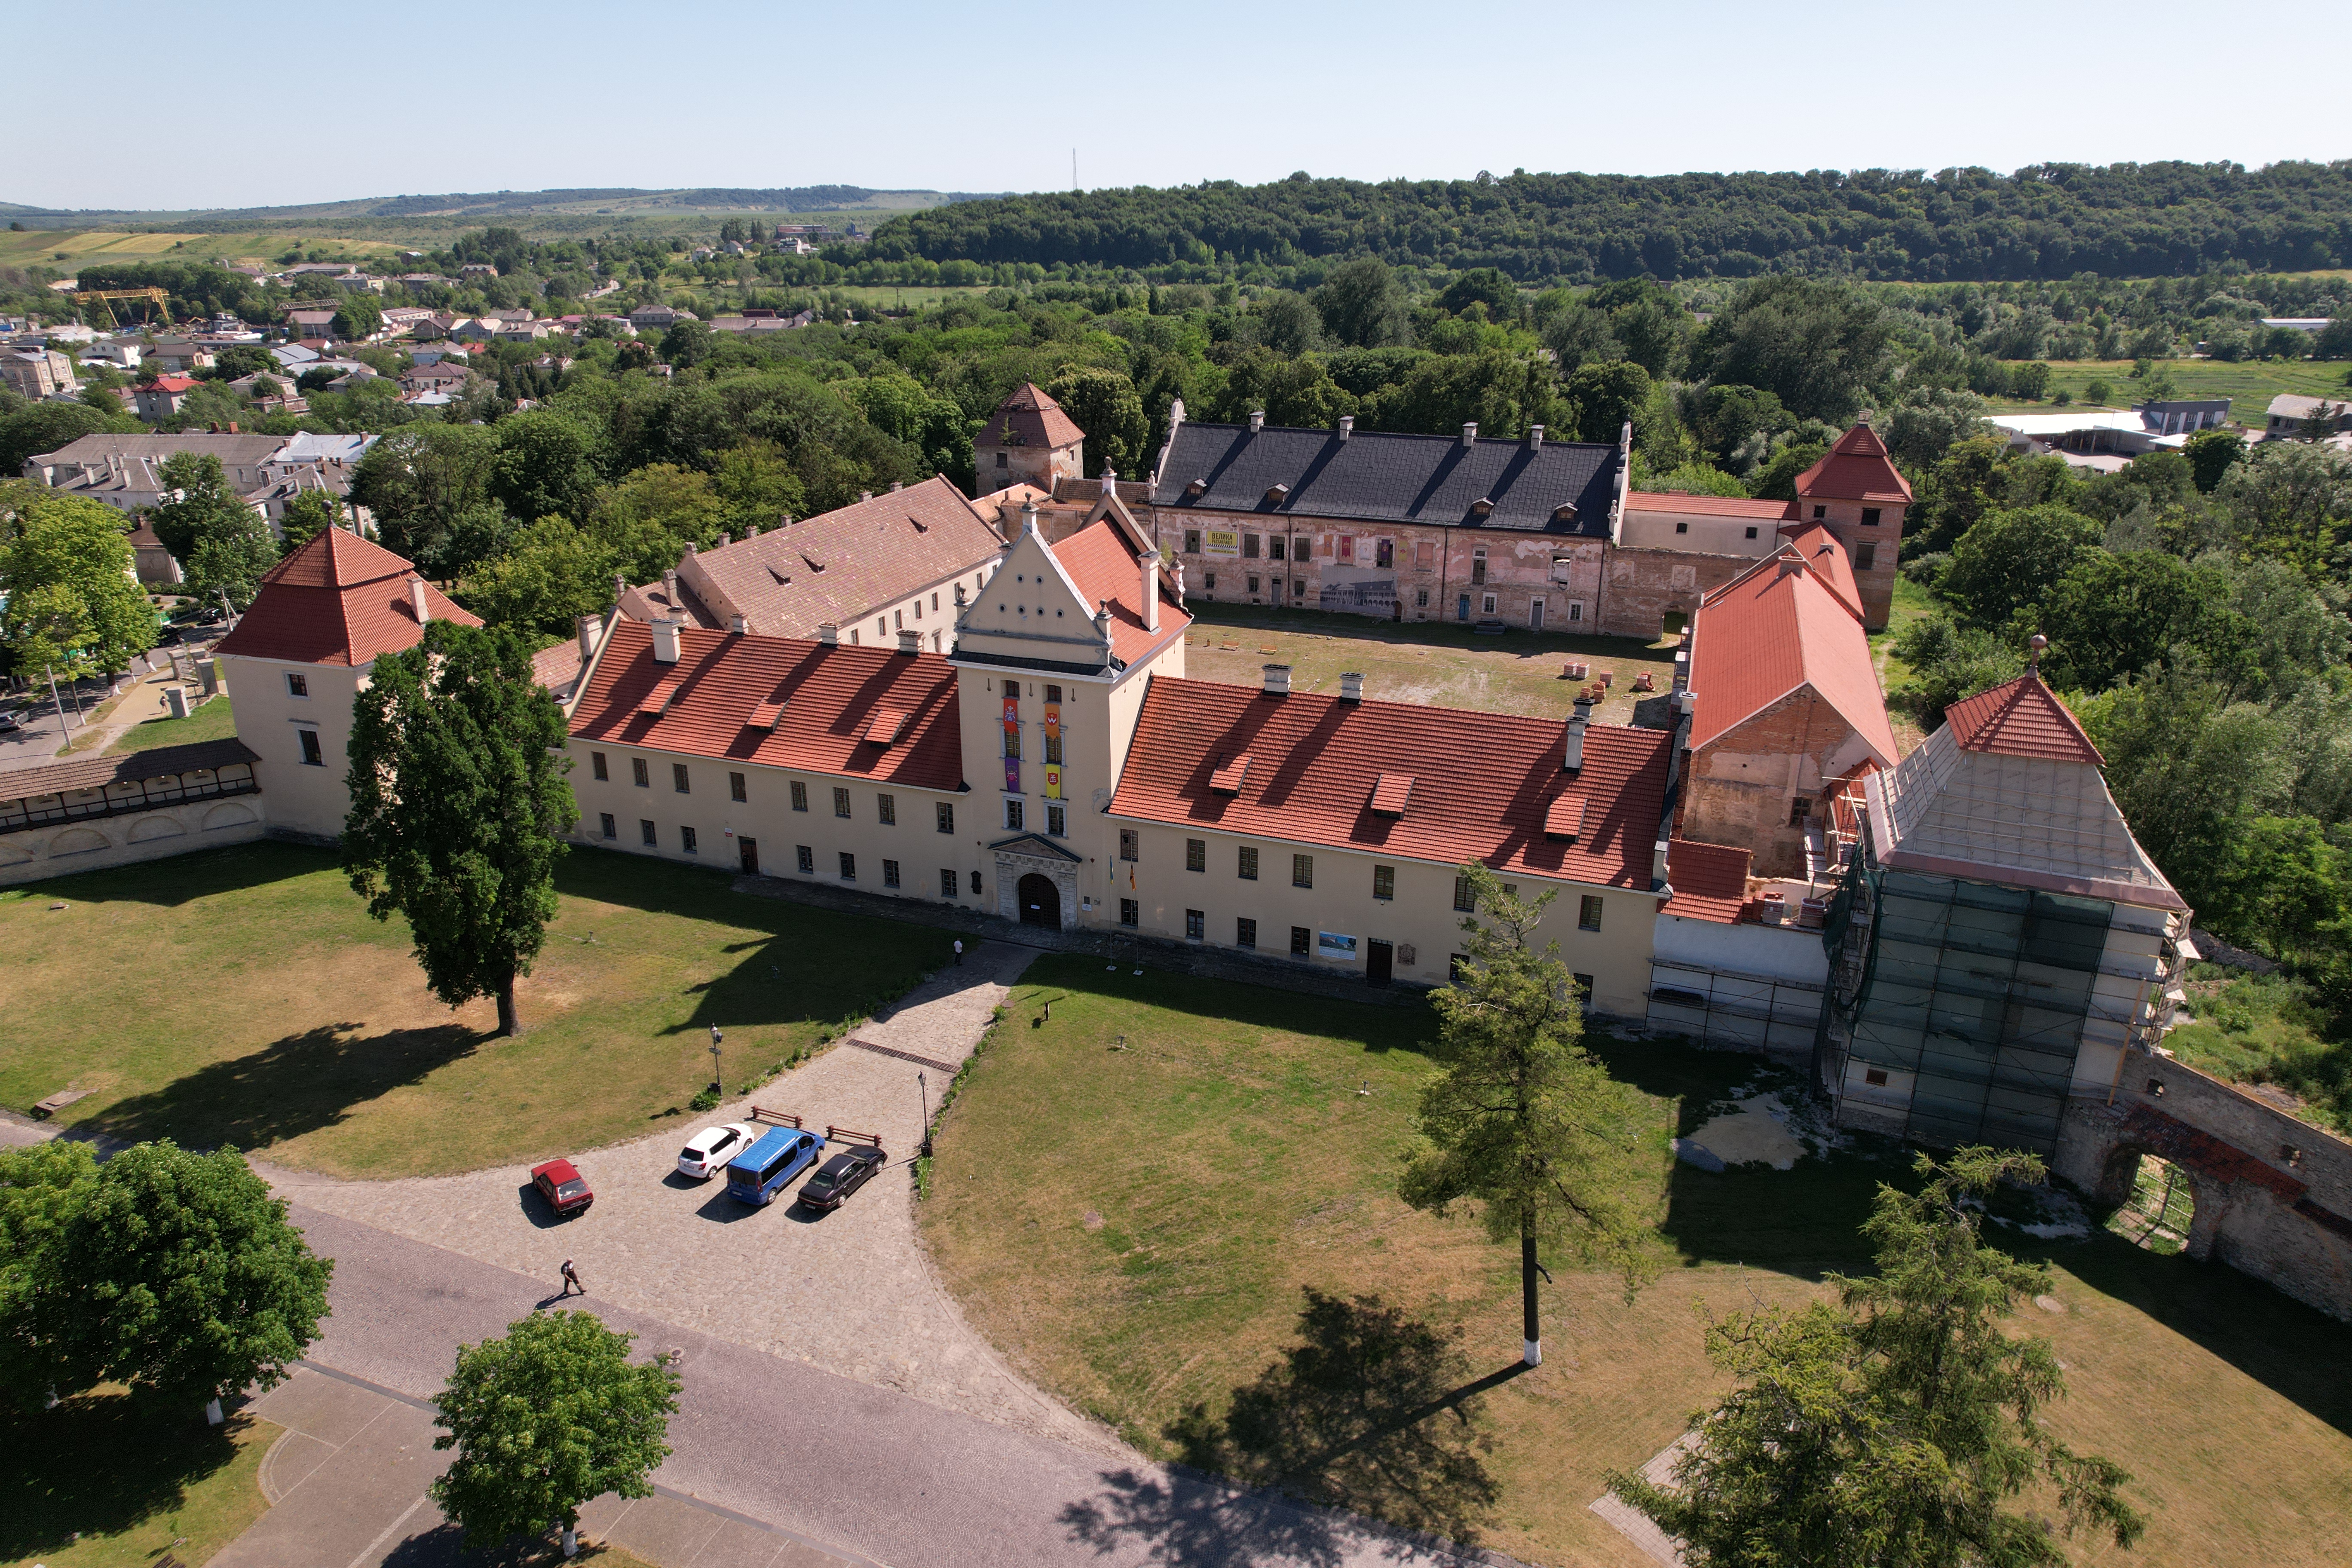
[1987,356,2352,423]
[921,958,2352,1568]
[0,842,950,1179]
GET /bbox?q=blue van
[726,1126,826,1207]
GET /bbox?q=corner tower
[974,383,1086,496]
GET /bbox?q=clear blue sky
[17,0,2349,211]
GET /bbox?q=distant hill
[0,187,1005,228]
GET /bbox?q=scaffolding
[1647,962,1826,1056]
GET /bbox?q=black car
[797,1146,885,1211]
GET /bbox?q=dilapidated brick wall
[1597,548,1755,640]
[1683,689,1882,879]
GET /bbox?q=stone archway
[1018,873,1063,930]
[990,833,1083,931]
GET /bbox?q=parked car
[677,1121,756,1179]
[531,1158,594,1217]
[797,1145,885,1212]
[724,1127,826,1207]
[0,712,21,734]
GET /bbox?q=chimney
[650,617,680,663]
[1653,838,1673,888]
[1528,425,1544,451]
[682,541,696,559]
[888,480,903,492]
[1262,663,1292,697]
[662,568,680,606]
[1562,695,1592,773]
[730,614,748,634]
[897,628,921,654]
[1338,671,1364,704]
[1461,422,1478,447]
[1101,466,1118,496]
[612,572,627,605]
[745,523,760,539]
[818,622,839,646]
[1248,409,1265,434]
[410,577,430,624]
[1020,499,1041,536]
[1337,415,1353,441]
[577,614,597,660]
[1141,548,1160,633]
[859,490,873,502]
[717,531,731,548]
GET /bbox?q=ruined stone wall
[1597,548,1755,640]
[2053,1051,2352,1322]
[1682,689,1880,879]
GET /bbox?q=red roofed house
[214,528,480,837]
[974,382,1086,495]
[1791,420,1911,629]
[133,374,199,422]
[1676,527,1899,878]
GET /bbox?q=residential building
[974,382,1087,496]
[141,342,216,375]
[1780,422,1909,629]
[20,431,369,527]
[398,361,473,397]
[214,529,482,838]
[132,375,200,421]
[1603,490,1800,639]
[2140,398,2230,435]
[2265,394,2352,438]
[628,303,696,332]
[80,341,144,371]
[285,310,338,341]
[613,477,1008,649]
[1,347,79,400]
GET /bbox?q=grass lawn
[1868,575,1936,754]
[105,692,237,754]
[921,958,2352,1567]
[0,842,951,1178]
[2,1390,278,1568]
[1181,601,1679,727]
[1986,357,2352,424]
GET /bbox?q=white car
[677,1122,756,1179]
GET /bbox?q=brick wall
[1683,689,1879,878]
[1597,548,1754,640]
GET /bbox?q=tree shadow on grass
[84,1020,483,1152]
[0,1390,251,1562]
[1093,1287,1511,1557]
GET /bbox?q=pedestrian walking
[953,938,964,966]
[559,1258,582,1297]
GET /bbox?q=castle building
[972,382,1086,496]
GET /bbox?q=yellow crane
[69,286,172,329]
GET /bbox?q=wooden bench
[826,1124,884,1152]
[748,1107,803,1128]
[31,1088,92,1119]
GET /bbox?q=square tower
[974,383,1085,496]
[1792,421,1911,631]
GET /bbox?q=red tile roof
[531,639,585,693]
[138,374,198,393]
[1773,521,1863,621]
[1661,839,1752,924]
[214,528,478,666]
[979,382,1085,450]
[1544,793,1586,841]
[1369,773,1414,816]
[1047,518,1190,666]
[1108,679,1672,888]
[1687,540,1898,765]
[1942,675,2104,765]
[1626,491,1797,520]
[1795,421,1913,505]
[568,619,964,790]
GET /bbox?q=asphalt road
[295,1204,1500,1568]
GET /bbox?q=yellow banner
[1044,765,1063,800]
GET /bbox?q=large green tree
[343,619,578,1036]
[1314,257,1413,349]
[0,400,141,475]
[330,293,383,341]
[349,423,505,578]
[0,491,156,675]
[184,505,278,612]
[0,1140,99,1409]
[1612,1148,2144,1568]
[148,452,251,563]
[491,411,606,524]
[430,1311,681,1558]
[1399,866,1651,1366]
[1939,503,2102,628]
[1694,275,1895,423]
[468,517,617,637]
[1044,364,1150,480]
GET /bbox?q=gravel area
[264,940,1119,1454]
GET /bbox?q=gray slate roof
[1152,420,1621,537]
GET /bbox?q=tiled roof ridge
[1943,674,2105,765]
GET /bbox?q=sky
[15,0,2351,212]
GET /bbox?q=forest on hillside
[866,162,2352,284]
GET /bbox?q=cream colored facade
[833,564,992,655]
[214,654,367,837]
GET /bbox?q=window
[833,786,851,818]
[876,617,886,637]
[633,757,650,788]
[995,451,1008,469]
[599,812,616,839]
[878,793,896,825]
[673,763,690,793]
[1185,908,1204,940]
[1237,917,1257,948]
[883,859,900,888]
[1003,725,1020,760]
[1415,588,1429,608]
[1450,953,1470,982]
[1373,864,1394,900]
[1375,538,1393,569]
[1743,526,1758,539]
[839,851,856,880]
[1238,845,1259,880]
[1812,504,1826,519]
[1292,578,1305,598]
[894,609,903,629]
[971,869,983,894]
[1865,1066,1890,1087]
[941,868,958,897]
[1044,684,1063,704]
[1120,898,1139,928]
[1337,536,1355,563]
[1044,731,1062,764]
[681,825,698,854]
[1854,542,1877,572]
[1005,798,1024,831]
[1184,529,1200,554]
[1003,680,1020,700]
[1415,540,1435,569]
[1206,573,1216,591]
[1482,593,1498,616]
[1578,895,1604,931]
[1290,925,1311,956]
[790,780,808,812]
[286,672,309,698]
[1047,802,1066,837]
[730,771,747,802]
[1243,533,1260,558]
[1186,838,1206,872]
[1790,796,1813,827]
[1269,537,1285,561]
[931,593,939,612]
[1566,602,1582,622]
[1120,829,1139,861]
[913,600,921,621]
[797,844,815,874]
[1470,551,1487,585]
[591,751,608,781]
[297,729,324,766]
[641,819,658,847]
[1571,973,1594,1001]
[1246,575,1260,595]
[1861,507,1882,527]
[1453,876,1476,913]
[1292,854,1313,888]
[1674,521,1688,534]
[936,801,954,834]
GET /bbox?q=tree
[1539,299,1622,378]
[1313,257,1412,349]
[351,423,505,576]
[0,1139,99,1410]
[1940,503,2102,628]
[343,619,578,1036]
[468,517,617,636]
[0,493,156,675]
[184,505,278,611]
[1883,385,1991,469]
[148,452,246,562]
[1253,290,1323,355]
[331,293,383,341]
[1206,347,1356,429]
[1398,867,1650,1366]
[2182,428,2245,493]
[1437,268,1518,319]
[1044,364,1151,480]
[1612,1148,2144,1568]
[659,318,714,369]
[2009,361,2052,401]
[1563,358,1653,447]
[430,1311,681,1558]
[2031,550,2211,692]
[1366,349,1570,442]
[1693,275,1895,422]
[277,487,343,556]
[52,1142,332,1421]
[0,399,140,475]
[2202,815,2350,963]
[2211,439,2352,576]
[490,411,606,524]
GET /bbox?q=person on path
[953,939,964,966]
[559,1258,582,1297]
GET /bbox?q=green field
[922,959,2352,1567]
[0,843,949,1178]
[105,692,237,753]
[1988,357,2352,424]
[2,1390,278,1568]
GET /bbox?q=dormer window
[1553,502,1578,523]
[1470,497,1495,518]
[1264,483,1289,505]
[1185,477,1206,498]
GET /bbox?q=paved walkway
[262,940,1112,1452]
[0,633,226,774]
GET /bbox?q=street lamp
[918,1071,932,1158]
[708,1024,723,1093]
